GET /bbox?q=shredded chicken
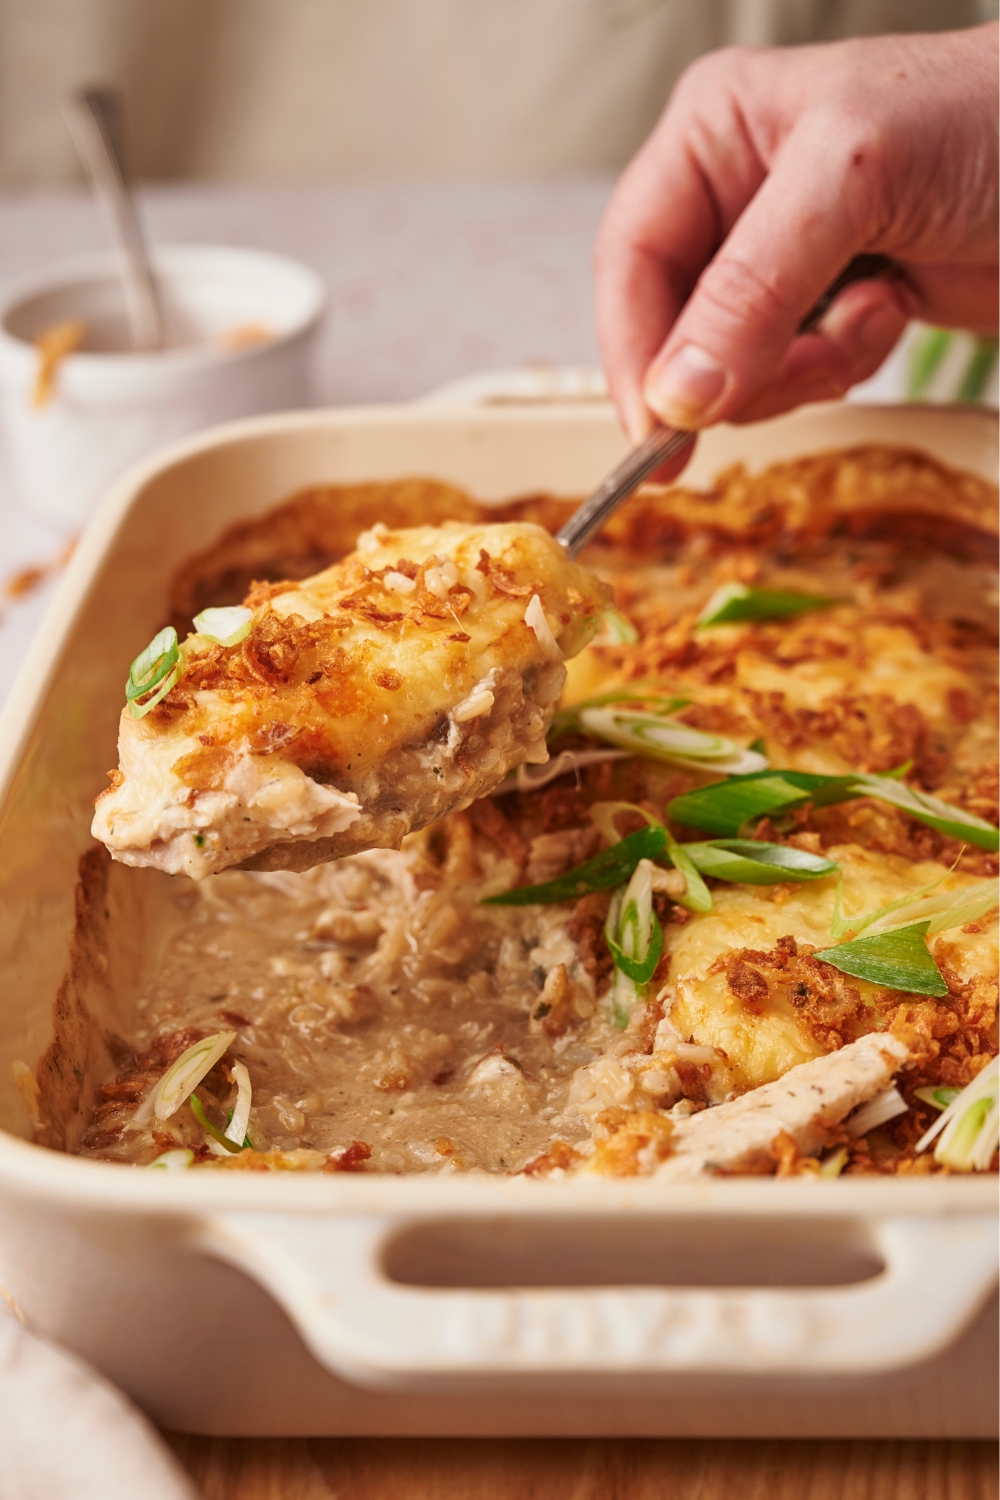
[657,1032,910,1178]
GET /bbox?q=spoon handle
[556,425,695,559]
[65,87,163,351]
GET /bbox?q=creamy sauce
[83,832,619,1171]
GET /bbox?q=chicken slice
[92,520,609,879]
[657,1031,910,1179]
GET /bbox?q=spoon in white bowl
[64,86,163,351]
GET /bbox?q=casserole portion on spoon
[92,520,610,879]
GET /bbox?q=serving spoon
[556,252,894,559]
[64,86,164,350]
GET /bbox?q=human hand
[595,24,999,440]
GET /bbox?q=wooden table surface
[166,1436,998,1499]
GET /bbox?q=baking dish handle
[198,1210,998,1388]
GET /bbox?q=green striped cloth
[907,328,999,403]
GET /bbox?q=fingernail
[645,344,729,427]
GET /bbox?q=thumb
[642,114,880,428]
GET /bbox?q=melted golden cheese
[93,521,609,878]
[733,617,969,724]
[668,847,996,1092]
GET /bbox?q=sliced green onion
[127,664,179,719]
[683,839,839,886]
[607,919,664,987]
[698,582,835,628]
[484,824,666,906]
[549,685,689,741]
[606,864,664,986]
[589,801,714,914]
[668,768,999,852]
[663,830,714,914]
[819,1146,849,1177]
[578,707,767,775]
[916,1057,999,1171]
[224,1061,252,1145]
[849,775,999,853]
[605,892,635,1030]
[914,1085,962,1112]
[605,859,662,1027]
[814,921,948,998]
[126,626,178,699]
[487,778,987,917]
[942,1096,994,1166]
[131,1030,237,1126]
[845,1085,908,1137]
[146,1149,194,1172]
[190,1092,242,1153]
[831,870,998,942]
[226,1106,253,1149]
[668,770,853,836]
[594,609,640,645]
[192,605,254,647]
[830,865,947,941]
[921,882,1000,933]
[226,1113,252,1149]
[588,799,661,847]
[125,626,180,718]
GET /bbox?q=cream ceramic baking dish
[0,400,996,1438]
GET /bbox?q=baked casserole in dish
[0,401,995,1437]
[66,424,999,1183]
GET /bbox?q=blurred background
[3,0,995,406]
[0,0,997,698]
[0,0,993,184]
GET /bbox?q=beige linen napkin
[0,1299,197,1500]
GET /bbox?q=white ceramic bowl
[0,245,326,528]
[0,401,995,1437]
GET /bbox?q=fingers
[595,51,769,440]
[901,263,999,335]
[594,234,683,442]
[642,106,883,429]
[598,27,999,440]
[732,277,912,423]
